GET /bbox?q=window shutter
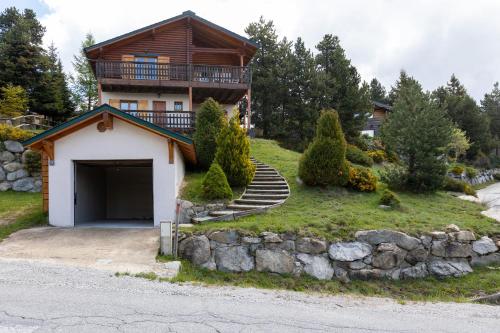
[157,56,170,63]
[157,56,170,80]
[138,100,149,110]
[109,99,120,109]
[121,55,135,62]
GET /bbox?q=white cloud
[38,0,500,100]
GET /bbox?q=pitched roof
[84,10,258,53]
[23,104,197,164]
[373,101,392,111]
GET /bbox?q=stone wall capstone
[0,140,41,193]
[178,225,500,282]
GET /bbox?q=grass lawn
[190,139,499,240]
[0,191,46,241]
[180,169,244,204]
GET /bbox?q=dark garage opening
[74,160,154,227]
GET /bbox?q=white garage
[23,105,196,228]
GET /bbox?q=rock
[471,253,500,266]
[472,236,498,255]
[260,232,282,243]
[296,237,327,254]
[163,261,182,278]
[371,243,406,270]
[0,151,15,162]
[445,224,460,233]
[348,268,385,280]
[200,258,217,271]
[177,200,195,224]
[292,261,303,277]
[208,230,239,244]
[4,141,23,153]
[431,240,472,258]
[333,266,350,283]
[0,168,4,182]
[428,231,447,240]
[255,249,294,274]
[12,177,34,192]
[405,245,429,265]
[214,246,254,272]
[296,253,334,280]
[178,235,211,265]
[400,263,428,279]
[0,182,12,192]
[3,162,23,173]
[6,169,28,181]
[362,255,372,264]
[450,231,476,242]
[348,260,367,270]
[328,242,372,261]
[355,230,420,251]
[420,235,432,249]
[206,203,225,211]
[428,258,473,277]
[280,232,297,241]
[33,179,42,193]
[241,236,261,244]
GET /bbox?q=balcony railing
[96,61,251,85]
[123,110,195,130]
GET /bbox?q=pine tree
[0,84,28,117]
[202,162,233,200]
[298,109,350,186]
[388,70,417,103]
[369,78,388,103]
[70,33,98,112]
[315,34,372,141]
[481,82,500,150]
[382,75,453,192]
[193,98,226,169]
[215,116,255,187]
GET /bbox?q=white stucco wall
[48,118,182,227]
[101,92,190,111]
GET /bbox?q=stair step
[253,177,284,182]
[251,180,286,184]
[226,204,267,211]
[235,198,284,205]
[242,194,289,200]
[209,210,241,217]
[191,216,215,224]
[246,189,290,194]
[248,183,288,188]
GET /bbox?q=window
[174,101,183,111]
[120,100,138,112]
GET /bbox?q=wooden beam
[247,89,251,131]
[97,81,102,105]
[168,139,174,164]
[192,47,241,54]
[42,140,54,161]
[41,151,49,213]
[102,112,113,130]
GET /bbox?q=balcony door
[135,56,157,80]
[152,101,166,127]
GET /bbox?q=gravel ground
[0,259,498,332]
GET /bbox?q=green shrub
[193,98,226,169]
[493,173,500,181]
[379,189,401,208]
[202,162,233,200]
[215,116,255,187]
[348,165,377,192]
[465,166,478,179]
[379,164,408,190]
[450,165,464,176]
[346,144,373,167]
[472,151,491,169]
[442,177,477,196]
[23,150,41,174]
[298,109,349,186]
[0,124,34,142]
[368,150,386,164]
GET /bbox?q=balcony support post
[188,87,193,111]
[246,88,251,131]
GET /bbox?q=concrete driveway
[460,182,500,221]
[0,227,163,274]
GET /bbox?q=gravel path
[0,259,498,332]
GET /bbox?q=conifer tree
[0,84,28,117]
[202,162,233,200]
[71,33,98,112]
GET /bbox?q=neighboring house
[361,101,392,137]
[23,11,257,228]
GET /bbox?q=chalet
[362,101,392,137]
[23,11,257,228]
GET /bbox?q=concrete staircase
[192,158,290,223]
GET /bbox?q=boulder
[296,237,327,254]
[328,242,372,261]
[428,258,473,277]
[405,245,429,265]
[428,231,447,240]
[472,236,498,255]
[296,253,334,280]
[348,260,368,270]
[200,258,217,271]
[400,263,428,279]
[0,168,4,182]
[241,236,261,244]
[265,239,295,252]
[333,266,350,283]
[4,141,24,153]
[348,268,385,280]
[0,151,15,162]
[470,253,500,267]
[371,243,406,270]
[355,230,420,251]
[255,249,294,274]
[7,169,28,181]
[178,235,211,265]
[177,200,195,224]
[208,230,239,244]
[214,246,254,272]
[3,162,23,173]
[33,179,42,192]
[12,177,34,192]
[260,232,282,243]
[431,240,472,258]
[420,235,432,249]
[0,182,12,192]
[445,224,460,233]
[450,231,476,242]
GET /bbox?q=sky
[2,0,500,101]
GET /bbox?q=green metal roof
[22,104,194,146]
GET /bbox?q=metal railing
[123,110,195,130]
[95,61,251,85]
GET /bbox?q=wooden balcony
[95,61,251,90]
[123,110,195,132]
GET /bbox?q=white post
[160,220,173,255]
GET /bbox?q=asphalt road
[0,259,498,333]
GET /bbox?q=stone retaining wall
[449,168,500,186]
[0,140,41,192]
[178,226,500,282]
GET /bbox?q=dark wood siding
[192,53,239,66]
